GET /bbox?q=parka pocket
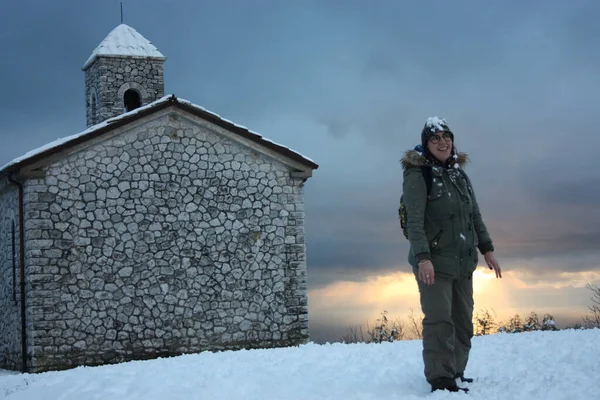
[429,229,443,250]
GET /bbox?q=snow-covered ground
[1,329,599,399]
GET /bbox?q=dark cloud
[526,174,600,208]
[498,233,600,263]
[304,197,408,289]
[315,118,351,139]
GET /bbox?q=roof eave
[1,95,318,178]
[2,97,176,178]
[173,101,319,171]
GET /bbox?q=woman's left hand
[484,251,502,278]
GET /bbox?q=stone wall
[0,180,23,370]
[23,111,309,372]
[84,56,165,127]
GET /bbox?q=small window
[12,221,16,303]
[91,94,97,125]
[124,89,142,112]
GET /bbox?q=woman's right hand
[418,260,435,286]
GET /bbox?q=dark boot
[430,377,469,393]
[454,372,474,383]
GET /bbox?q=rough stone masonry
[21,111,309,372]
[0,183,21,370]
[84,56,165,127]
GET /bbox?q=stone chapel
[0,24,318,373]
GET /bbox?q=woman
[401,117,502,393]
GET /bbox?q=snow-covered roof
[83,24,166,70]
[0,95,318,176]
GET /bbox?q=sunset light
[309,264,599,342]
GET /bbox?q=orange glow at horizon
[308,266,600,328]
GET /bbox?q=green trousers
[416,274,474,383]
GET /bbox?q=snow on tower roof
[82,24,166,70]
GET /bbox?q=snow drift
[1,328,599,399]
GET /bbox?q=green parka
[401,149,494,279]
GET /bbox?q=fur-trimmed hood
[400,147,470,170]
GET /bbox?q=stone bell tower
[82,24,166,127]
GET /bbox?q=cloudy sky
[2,0,600,342]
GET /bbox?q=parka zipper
[457,182,468,275]
[450,212,459,276]
[448,170,464,276]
